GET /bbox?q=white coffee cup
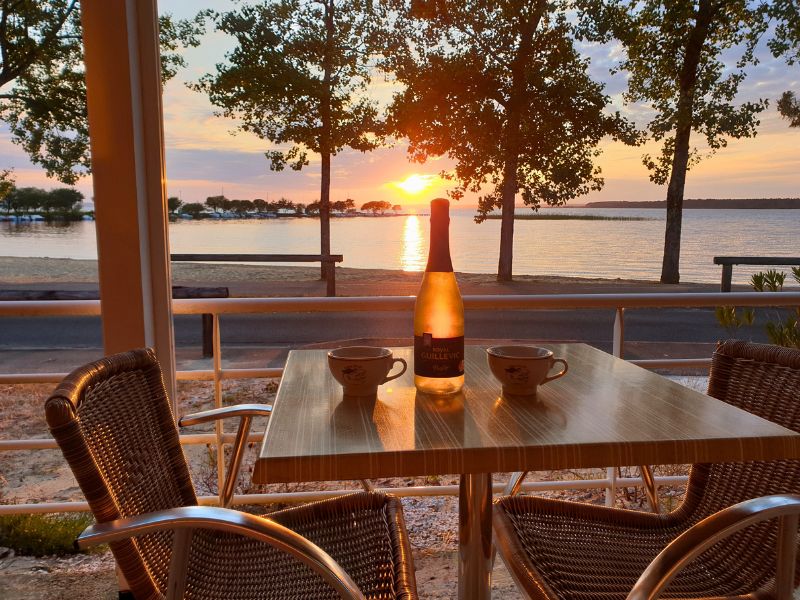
[486,345,568,396]
[328,346,408,397]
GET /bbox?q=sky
[0,1,797,208]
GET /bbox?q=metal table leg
[459,472,493,599]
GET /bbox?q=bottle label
[414,334,464,378]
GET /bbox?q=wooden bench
[714,256,800,291]
[171,253,344,297]
[0,286,229,358]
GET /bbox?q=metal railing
[1,290,798,515]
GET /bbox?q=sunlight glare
[396,174,434,195]
[400,215,425,272]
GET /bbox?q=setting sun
[395,174,434,195]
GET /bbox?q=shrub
[0,512,94,556]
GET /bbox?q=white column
[81,0,176,400]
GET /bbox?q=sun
[395,174,433,195]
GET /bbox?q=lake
[1,207,798,285]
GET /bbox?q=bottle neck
[426,214,453,272]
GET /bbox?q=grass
[0,512,95,556]
[484,214,653,221]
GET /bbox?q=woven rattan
[45,348,417,600]
[493,340,800,600]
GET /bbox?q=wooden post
[326,260,336,297]
[721,264,733,292]
[81,0,176,400]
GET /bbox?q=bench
[0,286,229,358]
[714,256,800,292]
[171,253,344,297]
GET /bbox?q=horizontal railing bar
[172,253,343,263]
[0,372,70,384]
[2,292,798,317]
[629,358,711,369]
[0,432,265,451]
[0,475,689,514]
[1,368,284,385]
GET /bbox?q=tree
[361,200,391,214]
[6,187,48,214]
[167,196,183,214]
[253,198,268,212]
[384,0,638,281]
[180,202,206,219]
[581,1,769,283]
[306,201,321,215]
[0,170,15,214]
[47,187,83,212]
[195,1,385,279]
[392,204,402,212]
[768,2,799,127]
[205,195,227,214]
[0,2,202,184]
[778,92,800,127]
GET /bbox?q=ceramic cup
[486,345,568,396]
[328,346,407,397]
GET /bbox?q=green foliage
[167,196,183,214]
[180,202,206,219]
[714,305,755,336]
[0,512,94,556]
[361,200,391,214]
[777,91,800,128]
[381,0,639,279]
[195,0,384,169]
[3,186,83,216]
[750,270,785,292]
[579,1,769,186]
[0,1,202,183]
[715,269,800,348]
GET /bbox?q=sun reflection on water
[400,215,425,272]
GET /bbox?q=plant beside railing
[716,267,800,347]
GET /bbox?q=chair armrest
[178,403,272,427]
[627,494,800,600]
[179,404,272,508]
[78,505,366,600]
[503,471,528,496]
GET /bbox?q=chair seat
[129,492,416,600]
[494,496,779,600]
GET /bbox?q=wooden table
[254,344,800,600]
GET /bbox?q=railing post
[605,467,617,507]
[212,314,225,499]
[613,307,625,358]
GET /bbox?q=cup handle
[542,358,568,385]
[383,357,408,383]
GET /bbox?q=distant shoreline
[576,198,800,209]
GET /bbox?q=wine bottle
[414,198,464,394]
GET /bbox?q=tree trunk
[319,0,334,281]
[497,2,545,282]
[660,0,714,284]
[497,156,517,282]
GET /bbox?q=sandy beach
[0,256,721,296]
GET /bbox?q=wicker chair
[46,348,418,600]
[493,340,800,600]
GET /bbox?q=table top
[253,344,800,484]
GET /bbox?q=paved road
[0,307,773,353]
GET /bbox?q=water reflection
[400,215,425,272]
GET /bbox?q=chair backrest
[46,348,197,599]
[681,340,800,520]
